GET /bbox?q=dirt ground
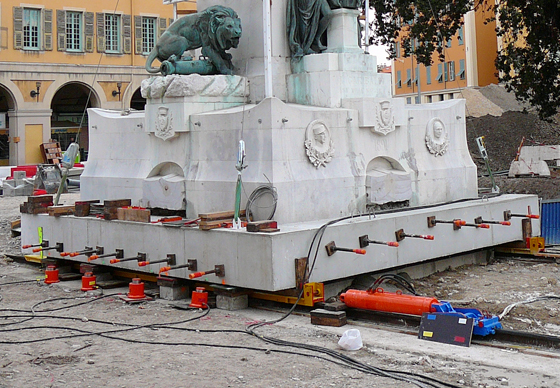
[1,194,560,387]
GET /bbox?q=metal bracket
[325,241,336,256]
[395,229,406,242]
[427,216,436,228]
[166,254,177,266]
[358,235,369,248]
[295,257,308,290]
[187,259,197,271]
[115,249,124,259]
[96,246,104,255]
[214,264,225,277]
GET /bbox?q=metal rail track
[346,308,560,350]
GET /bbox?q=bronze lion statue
[145,5,242,75]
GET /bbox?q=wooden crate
[40,142,62,164]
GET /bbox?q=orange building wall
[0,0,196,68]
[474,8,498,87]
[393,31,468,97]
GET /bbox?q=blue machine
[432,301,502,336]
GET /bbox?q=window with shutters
[426,66,432,85]
[436,63,443,83]
[405,68,411,87]
[142,17,157,55]
[23,8,41,50]
[448,61,455,81]
[104,13,120,53]
[458,26,464,46]
[66,12,83,52]
[458,59,466,80]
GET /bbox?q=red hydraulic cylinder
[339,288,439,316]
[44,265,60,284]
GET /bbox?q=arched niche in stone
[142,162,186,211]
[50,82,101,157]
[130,87,146,111]
[365,157,412,207]
[0,84,17,164]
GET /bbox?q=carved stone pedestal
[326,8,362,54]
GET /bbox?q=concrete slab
[21,194,540,292]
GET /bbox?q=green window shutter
[134,16,142,54]
[56,10,66,51]
[123,14,131,54]
[459,59,465,80]
[84,12,94,52]
[397,70,402,88]
[96,12,105,53]
[406,69,411,87]
[426,66,431,85]
[44,9,53,50]
[13,7,23,50]
[158,18,167,38]
[437,64,443,82]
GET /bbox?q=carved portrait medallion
[304,120,335,168]
[155,106,175,141]
[372,100,395,135]
[425,117,449,156]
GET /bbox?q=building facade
[0,0,195,166]
[392,7,498,105]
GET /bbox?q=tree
[369,0,560,119]
[495,1,560,119]
[368,0,482,65]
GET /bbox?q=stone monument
[23,2,541,293]
[82,0,477,224]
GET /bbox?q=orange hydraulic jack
[44,265,60,284]
[189,287,209,308]
[81,272,97,291]
[127,278,146,299]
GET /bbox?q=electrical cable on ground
[498,295,560,320]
